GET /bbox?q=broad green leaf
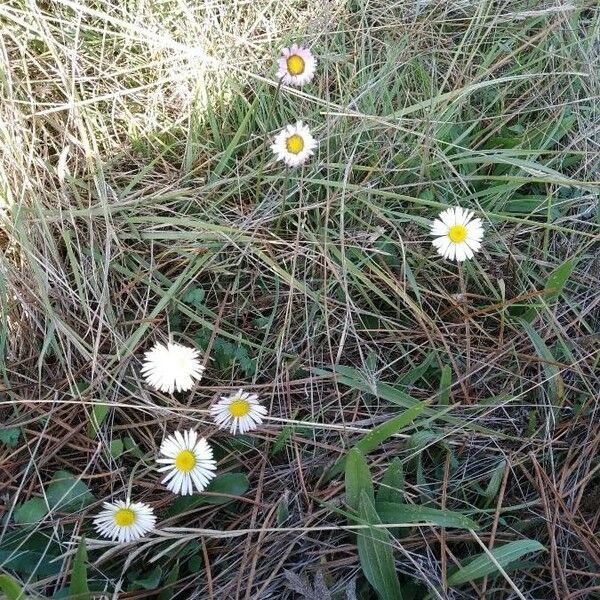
[330,403,427,477]
[157,562,180,600]
[0,532,62,577]
[376,458,405,504]
[345,449,374,511]
[447,539,545,587]
[0,574,31,600]
[70,537,90,600]
[376,502,479,530]
[276,497,290,525]
[13,497,47,525]
[544,258,577,300]
[87,403,110,438]
[110,439,124,458]
[357,491,404,600]
[201,473,249,505]
[167,473,249,516]
[182,286,205,308]
[46,471,95,511]
[0,427,21,448]
[132,567,162,590]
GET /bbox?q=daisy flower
[430,206,484,262]
[141,341,204,393]
[210,389,267,435]
[271,121,317,167]
[93,499,156,543]
[277,43,316,87]
[157,429,217,495]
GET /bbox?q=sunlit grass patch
[0,0,599,598]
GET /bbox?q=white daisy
[141,341,204,394]
[157,429,217,495]
[276,44,316,87]
[93,499,156,543]
[271,121,317,167]
[430,206,484,262]
[210,389,267,435]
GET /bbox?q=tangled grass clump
[1,0,599,598]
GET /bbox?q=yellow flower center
[114,508,136,527]
[286,54,305,76]
[229,398,251,418]
[286,134,304,154]
[175,449,197,473]
[448,224,467,243]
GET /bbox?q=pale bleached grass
[1,0,599,598]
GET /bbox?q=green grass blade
[447,539,545,587]
[345,448,374,511]
[376,502,479,530]
[357,491,404,600]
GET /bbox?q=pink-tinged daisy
[271,121,317,167]
[277,44,316,87]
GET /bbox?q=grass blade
[447,539,545,587]
[357,491,404,600]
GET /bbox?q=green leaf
[447,539,546,587]
[187,555,202,572]
[13,497,47,525]
[183,287,205,308]
[345,449,374,512]
[167,473,249,516]
[376,502,479,530]
[276,496,290,525]
[46,471,95,512]
[396,352,435,387]
[271,425,293,455]
[157,562,180,600]
[70,537,90,600]
[330,403,427,477]
[202,472,249,504]
[376,458,405,504]
[521,258,577,322]
[110,439,124,458]
[438,366,452,406]
[314,365,421,409]
[357,491,404,600]
[520,321,564,404]
[544,258,576,300]
[0,574,31,600]
[0,427,21,448]
[87,403,110,438]
[483,461,506,506]
[0,532,62,577]
[313,365,458,430]
[208,96,257,182]
[131,567,162,590]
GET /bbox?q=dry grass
[1,0,599,598]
